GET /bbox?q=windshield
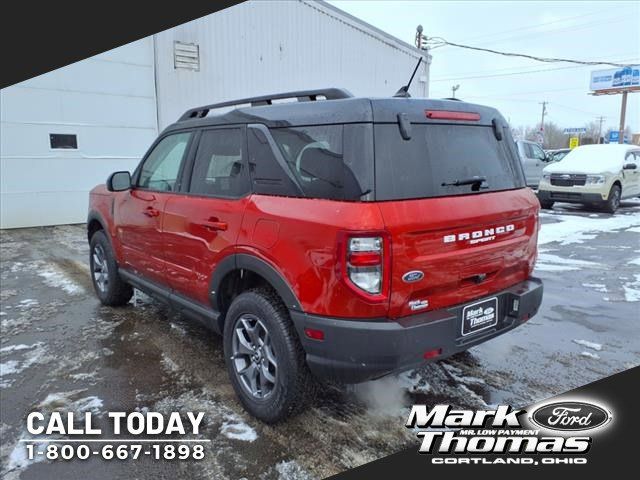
[374,124,525,200]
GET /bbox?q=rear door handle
[200,217,228,231]
[143,206,160,217]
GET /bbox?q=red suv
[88,88,543,422]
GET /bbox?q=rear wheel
[223,288,314,423]
[89,231,133,306]
[602,184,621,214]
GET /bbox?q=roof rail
[178,88,354,122]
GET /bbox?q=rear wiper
[441,176,488,191]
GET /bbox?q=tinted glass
[374,124,525,200]
[138,132,192,191]
[247,127,301,197]
[270,125,369,201]
[189,128,250,197]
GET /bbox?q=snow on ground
[630,257,640,266]
[572,339,603,351]
[622,274,640,302]
[581,283,608,292]
[0,343,51,388]
[219,414,258,442]
[37,264,84,295]
[535,252,600,272]
[275,460,314,480]
[581,351,601,360]
[539,211,640,246]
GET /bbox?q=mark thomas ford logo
[443,224,515,244]
[530,401,612,431]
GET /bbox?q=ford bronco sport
[88,88,543,423]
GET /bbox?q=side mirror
[107,171,131,191]
[623,163,637,170]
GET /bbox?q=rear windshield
[374,124,525,200]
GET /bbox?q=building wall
[0,38,158,228]
[0,0,429,228]
[154,0,429,129]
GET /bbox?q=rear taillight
[339,233,390,300]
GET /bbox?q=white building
[0,0,430,229]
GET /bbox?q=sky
[329,0,640,134]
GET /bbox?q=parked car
[538,144,640,213]
[546,148,571,163]
[516,140,554,188]
[87,89,543,422]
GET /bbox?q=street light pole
[451,84,460,99]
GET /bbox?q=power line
[424,37,634,67]
[431,57,640,83]
[452,7,616,45]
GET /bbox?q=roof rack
[178,88,354,122]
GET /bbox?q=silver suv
[516,140,554,188]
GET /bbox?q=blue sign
[609,131,620,142]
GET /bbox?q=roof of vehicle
[162,88,506,133]
[544,143,638,174]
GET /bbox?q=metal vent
[174,41,200,71]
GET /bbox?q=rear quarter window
[374,124,525,200]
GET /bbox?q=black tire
[223,288,314,423]
[89,230,133,306]
[602,184,621,214]
[539,200,554,210]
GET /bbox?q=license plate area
[461,297,498,336]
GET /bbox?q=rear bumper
[290,277,543,383]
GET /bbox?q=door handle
[200,217,228,231]
[143,206,160,217]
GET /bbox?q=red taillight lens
[348,251,382,267]
[347,236,383,295]
[425,110,480,121]
[423,348,443,359]
[304,328,325,341]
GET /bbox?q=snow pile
[539,212,640,246]
[572,339,603,351]
[219,414,258,442]
[622,274,640,302]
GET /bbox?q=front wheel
[602,184,621,214]
[223,289,314,423]
[539,200,554,209]
[89,231,133,306]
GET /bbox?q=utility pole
[539,101,548,131]
[538,101,548,144]
[596,116,606,144]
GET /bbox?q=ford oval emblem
[402,271,424,283]
[530,401,611,432]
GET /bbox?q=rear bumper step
[290,277,543,383]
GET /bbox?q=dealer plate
[461,297,498,336]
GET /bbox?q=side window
[530,144,546,160]
[138,132,192,191]
[189,128,249,197]
[247,127,301,197]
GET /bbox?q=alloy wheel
[92,244,109,293]
[231,314,278,399]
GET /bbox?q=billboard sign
[564,127,586,135]
[590,66,640,91]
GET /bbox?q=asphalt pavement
[1,200,639,479]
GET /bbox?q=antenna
[393,57,423,98]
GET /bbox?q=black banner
[0,0,245,88]
[330,366,638,478]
